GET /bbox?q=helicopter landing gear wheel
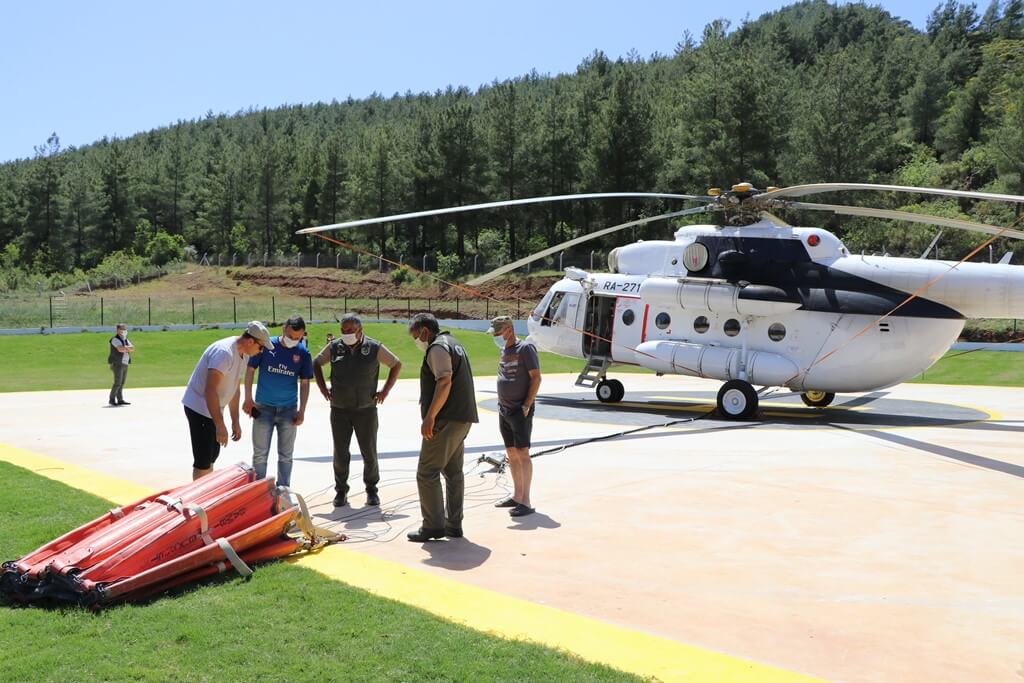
[596,379,624,403]
[716,380,758,419]
[800,390,835,408]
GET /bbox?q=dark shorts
[185,406,220,469]
[498,404,534,449]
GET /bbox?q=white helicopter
[299,182,1024,419]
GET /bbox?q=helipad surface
[2,374,1022,682]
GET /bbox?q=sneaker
[332,495,347,507]
[494,496,517,508]
[509,503,535,517]
[365,492,380,506]
[407,527,445,542]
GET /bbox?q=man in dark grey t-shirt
[489,316,542,517]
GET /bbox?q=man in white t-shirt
[182,321,274,480]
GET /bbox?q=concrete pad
[2,374,1022,682]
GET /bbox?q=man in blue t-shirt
[243,316,313,487]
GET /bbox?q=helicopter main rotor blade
[759,211,791,227]
[785,202,1024,241]
[763,183,1024,205]
[465,205,711,286]
[296,192,709,235]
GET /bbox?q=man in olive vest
[108,323,134,406]
[406,312,479,542]
[313,313,402,508]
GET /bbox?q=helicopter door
[611,297,645,364]
[582,294,615,358]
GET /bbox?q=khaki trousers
[416,419,472,531]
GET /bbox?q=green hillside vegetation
[2,0,1024,293]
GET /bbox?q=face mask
[415,338,429,352]
[280,335,299,349]
[340,333,359,346]
[493,334,506,350]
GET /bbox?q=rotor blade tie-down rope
[312,232,703,376]
[526,412,713,462]
[809,220,1018,372]
[777,215,1023,391]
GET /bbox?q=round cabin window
[724,318,741,337]
[621,309,636,326]
[693,316,710,333]
[655,312,671,330]
[768,323,786,341]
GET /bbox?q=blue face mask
[493,334,506,350]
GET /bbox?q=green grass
[909,348,1024,386]
[0,324,1019,393]
[0,461,637,682]
[0,324,595,393]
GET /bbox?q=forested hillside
[2,0,1023,288]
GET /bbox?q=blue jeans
[251,403,297,487]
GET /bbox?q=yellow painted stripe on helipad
[1,442,819,683]
[296,546,819,682]
[0,442,152,505]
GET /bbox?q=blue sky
[2,1,933,163]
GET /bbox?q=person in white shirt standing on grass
[108,323,134,406]
[181,321,274,480]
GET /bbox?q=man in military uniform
[313,313,401,508]
[406,312,479,542]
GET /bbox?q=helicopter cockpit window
[693,316,710,333]
[540,291,577,327]
[532,290,554,323]
[538,291,565,327]
[621,309,636,326]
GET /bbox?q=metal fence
[1,294,531,329]
[198,249,610,274]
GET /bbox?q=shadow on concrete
[831,423,1024,480]
[420,538,492,571]
[514,390,992,431]
[507,511,561,531]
